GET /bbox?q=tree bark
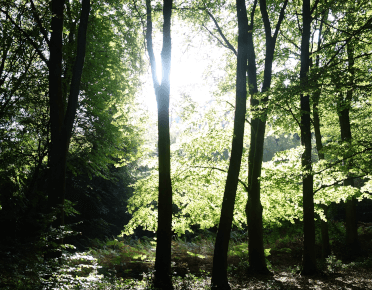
[47,0,90,256]
[145,0,173,288]
[47,0,68,241]
[210,1,248,289]
[338,42,358,250]
[246,0,287,274]
[338,99,358,247]
[312,12,331,259]
[313,94,330,258]
[300,0,316,275]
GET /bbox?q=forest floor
[76,222,372,289]
[2,222,372,289]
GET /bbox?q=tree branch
[64,0,90,136]
[273,0,288,42]
[202,24,233,53]
[310,0,321,16]
[224,100,251,125]
[0,8,49,65]
[29,0,50,46]
[314,147,372,176]
[249,0,258,28]
[279,30,301,52]
[275,100,301,128]
[324,16,372,68]
[313,174,367,195]
[145,0,159,90]
[205,10,237,56]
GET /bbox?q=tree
[246,0,288,274]
[337,40,359,250]
[310,5,331,259]
[311,0,372,256]
[46,0,90,253]
[299,0,317,275]
[210,0,248,288]
[145,0,173,288]
[0,0,90,253]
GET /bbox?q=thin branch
[205,10,237,56]
[0,8,49,65]
[313,174,367,195]
[202,24,232,52]
[29,0,50,46]
[145,0,159,89]
[314,147,372,176]
[295,12,302,35]
[324,16,372,68]
[225,100,251,125]
[310,0,321,16]
[273,0,288,42]
[279,31,301,52]
[316,16,372,46]
[275,101,301,128]
[224,100,235,110]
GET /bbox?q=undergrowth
[2,223,372,289]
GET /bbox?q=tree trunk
[338,42,358,248]
[145,0,173,288]
[47,0,68,245]
[47,0,90,257]
[210,0,248,288]
[300,0,316,275]
[246,0,287,274]
[338,102,358,247]
[312,13,331,259]
[313,94,330,260]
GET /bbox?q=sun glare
[141,20,228,119]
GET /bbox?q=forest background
[0,0,372,289]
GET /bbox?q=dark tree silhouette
[211,0,248,288]
[145,0,173,288]
[300,0,317,275]
[246,0,287,274]
[47,0,90,254]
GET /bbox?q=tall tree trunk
[338,41,358,251]
[246,0,287,274]
[313,93,331,259]
[145,0,173,288]
[312,13,331,259]
[211,0,248,288]
[48,0,67,236]
[300,0,316,275]
[338,96,358,248]
[47,0,90,256]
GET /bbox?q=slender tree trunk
[211,1,248,288]
[145,0,173,288]
[47,0,90,256]
[313,94,331,258]
[300,0,316,275]
[338,41,358,250]
[246,0,287,274]
[245,0,263,274]
[312,13,331,259]
[338,99,358,247]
